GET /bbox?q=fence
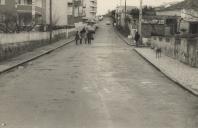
[0,28,76,61]
[0,28,76,44]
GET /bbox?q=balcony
[16,5,32,13]
[68,2,73,7]
[90,9,96,13]
[90,0,96,2]
[35,6,42,14]
[90,4,97,8]
[16,5,42,14]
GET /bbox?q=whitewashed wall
[0,28,76,44]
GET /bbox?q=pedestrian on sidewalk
[113,21,116,27]
[135,31,140,47]
[75,31,81,45]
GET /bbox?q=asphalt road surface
[0,18,198,128]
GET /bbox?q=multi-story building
[0,0,46,26]
[45,0,68,26]
[67,0,84,25]
[16,0,46,25]
[83,0,97,19]
[0,0,94,30]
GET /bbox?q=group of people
[75,27,94,45]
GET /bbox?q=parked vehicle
[106,21,111,25]
[98,15,103,21]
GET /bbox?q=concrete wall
[156,10,181,16]
[151,36,175,57]
[151,36,198,67]
[0,29,75,44]
[0,28,75,61]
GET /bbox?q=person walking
[135,31,140,47]
[87,31,93,45]
[80,28,87,44]
[84,28,88,44]
[75,31,81,45]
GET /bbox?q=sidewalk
[135,48,198,96]
[115,28,198,96]
[114,28,136,46]
[0,37,74,74]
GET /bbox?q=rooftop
[117,6,137,11]
[157,0,198,11]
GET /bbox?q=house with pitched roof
[156,0,198,34]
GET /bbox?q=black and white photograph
[0,0,198,127]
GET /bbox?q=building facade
[0,0,46,27]
[45,0,68,26]
[67,0,84,25]
[0,0,69,29]
[83,0,97,19]
[156,0,198,34]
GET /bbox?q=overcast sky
[97,0,184,15]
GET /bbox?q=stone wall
[0,28,76,61]
[150,35,198,67]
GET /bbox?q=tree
[110,10,116,21]
[0,10,19,33]
[129,6,156,18]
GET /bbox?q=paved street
[0,19,198,128]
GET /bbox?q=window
[16,0,32,5]
[166,38,170,43]
[0,0,5,5]
[159,37,163,41]
[16,0,23,5]
[0,14,5,22]
[35,0,42,7]
[190,22,198,34]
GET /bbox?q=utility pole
[124,0,126,19]
[139,0,143,44]
[49,0,52,43]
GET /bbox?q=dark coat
[87,31,93,39]
[75,31,80,40]
[135,32,140,42]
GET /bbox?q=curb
[0,38,74,75]
[113,28,135,46]
[134,48,198,97]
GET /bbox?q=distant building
[156,1,186,16]
[45,0,68,26]
[67,0,84,25]
[115,6,137,27]
[83,0,97,19]
[156,0,198,34]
